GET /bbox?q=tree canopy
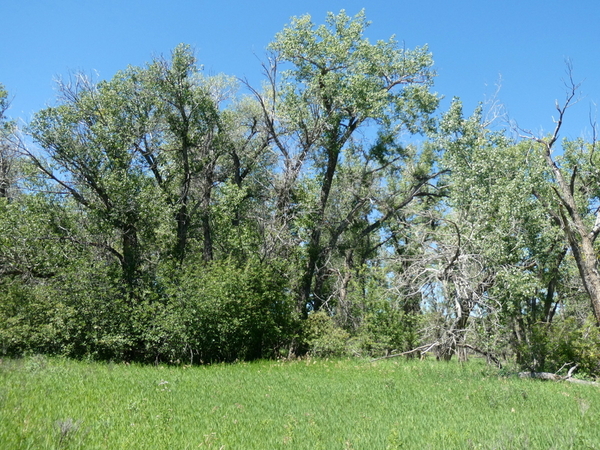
[1,11,599,375]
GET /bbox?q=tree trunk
[175,204,189,263]
[299,142,341,314]
[201,179,214,262]
[531,82,600,324]
[539,148,600,324]
[542,248,566,323]
[122,221,140,292]
[566,229,600,323]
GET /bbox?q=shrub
[302,311,350,357]
[160,258,296,363]
[354,304,422,358]
[0,265,130,359]
[517,315,600,378]
[0,257,296,364]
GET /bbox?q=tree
[418,99,572,363]
[26,45,232,290]
[10,46,297,362]
[27,72,162,291]
[522,69,600,325]
[250,10,441,315]
[143,47,225,263]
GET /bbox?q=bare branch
[370,342,439,362]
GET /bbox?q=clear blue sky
[2,0,599,140]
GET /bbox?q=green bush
[160,258,295,363]
[0,263,140,360]
[353,304,421,357]
[517,315,600,378]
[302,311,350,357]
[298,300,422,359]
[0,281,161,362]
[0,257,296,364]
[0,279,72,356]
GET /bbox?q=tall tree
[27,73,159,291]
[26,46,230,291]
[251,10,440,314]
[144,47,224,263]
[418,99,570,362]
[522,71,600,324]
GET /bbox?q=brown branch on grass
[370,342,439,362]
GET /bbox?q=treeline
[2,11,600,374]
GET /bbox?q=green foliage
[0,258,296,364]
[3,11,600,370]
[270,10,438,128]
[0,258,135,360]
[161,258,295,363]
[0,84,17,200]
[0,83,15,137]
[302,311,350,357]
[518,316,600,377]
[299,292,423,359]
[0,280,68,356]
[353,303,422,358]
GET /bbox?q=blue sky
[2,0,599,141]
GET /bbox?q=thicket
[1,11,600,376]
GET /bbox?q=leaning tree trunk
[530,77,600,325]
[538,147,600,324]
[299,142,341,314]
[565,226,600,323]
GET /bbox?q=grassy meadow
[1,356,599,449]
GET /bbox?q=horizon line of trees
[2,10,600,375]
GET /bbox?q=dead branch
[457,344,502,368]
[370,342,439,362]
[519,363,599,386]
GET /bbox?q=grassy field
[1,356,599,449]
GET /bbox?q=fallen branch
[457,343,502,368]
[563,377,599,386]
[566,364,579,379]
[518,364,599,386]
[518,372,561,381]
[370,342,439,362]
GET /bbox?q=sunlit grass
[1,355,599,449]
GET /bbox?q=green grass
[1,355,599,449]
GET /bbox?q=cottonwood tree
[13,47,288,361]
[521,70,600,325]
[208,95,275,262]
[137,46,272,264]
[143,48,232,263]
[27,73,162,291]
[26,46,233,292]
[249,10,441,315]
[416,100,571,363]
[0,86,55,280]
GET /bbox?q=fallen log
[518,366,599,386]
[518,372,561,381]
